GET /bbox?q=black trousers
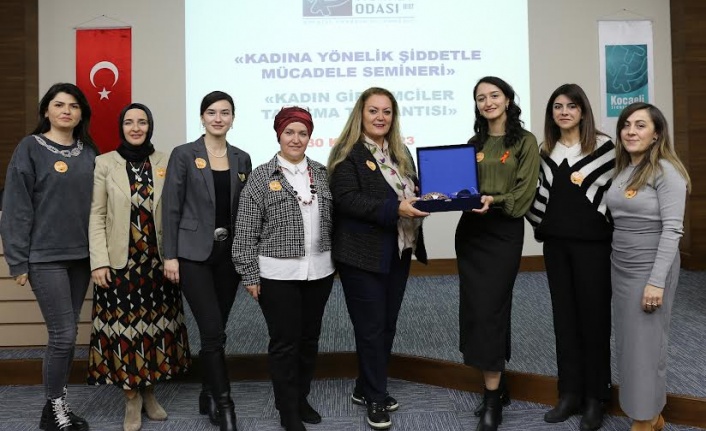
[259,274,334,416]
[180,240,240,353]
[543,238,612,401]
[338,248,412,404]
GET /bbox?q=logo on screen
[303,0,353,17]
[605,44,649,117]
[303,0,415,19]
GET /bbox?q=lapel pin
[54,161,68,173]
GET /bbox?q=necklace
[280,165,317,205]
[206,144,227,158]
[129,161,147,181]
[34,135,84,157]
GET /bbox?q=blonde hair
[327,87,415,179]
[615,103,691,193]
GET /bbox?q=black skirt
[455,210,524,371]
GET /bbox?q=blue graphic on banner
[605,44,649,117]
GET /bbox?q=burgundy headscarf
[273,106,314,140]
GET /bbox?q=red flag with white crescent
[76,28,131,154]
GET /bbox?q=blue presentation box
[414,144,482,212]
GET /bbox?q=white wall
[38,0,672,259]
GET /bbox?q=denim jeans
[28,258,91,399]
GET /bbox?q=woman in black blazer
[327,87,428,431]
[162,91,252,431]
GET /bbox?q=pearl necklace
[206,144,227,158]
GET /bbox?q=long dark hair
[543,83,609,156]
[470,76,524,150]
[31,82,98,153]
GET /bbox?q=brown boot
[142,386,167,421]
[123,390,143,431]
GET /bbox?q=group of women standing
[0,75,690,431]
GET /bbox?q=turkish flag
[76,28,131,154]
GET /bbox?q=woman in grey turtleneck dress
[606,102,690,431]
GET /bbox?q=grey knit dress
[605,160,687,420]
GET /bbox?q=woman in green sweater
[455,76,540,431]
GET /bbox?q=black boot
[279,410,307,431]
[199,383,218,424]
[202,349,237,431]
[474,374,510,417]
[44,397,73,431]
[40,387,90,431]
[544,393,582,423]
[216,392,237,431]
[299,398,321,424]
[580,398,605,430]
[475,388,503,431]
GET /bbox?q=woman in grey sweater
[0,83,98,431]
[606,102,690,431]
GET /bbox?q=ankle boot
[198,349,219,422]
[216,392,237,431]
[40,386,89,431]
[580,398,604,430]
[124,390,143,431]
[142,386,167,421]
[544,392,582,423]
[202,349,237,431]
[44,397,72,431]
[199,383,218,421]
[475,387,503,431]
[474,374,510,417]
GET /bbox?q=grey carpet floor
[1,270,704,407]
[0,379,703,431]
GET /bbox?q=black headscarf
[117,103,156,162]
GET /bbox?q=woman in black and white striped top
[527,83,614,431]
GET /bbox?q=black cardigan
[330,142,427,273]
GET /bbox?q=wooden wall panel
[0,301,92,324]
[671,0,706,269]
[0,322,91,346]
[0,0,37,189]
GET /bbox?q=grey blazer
[162,137,252,261]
